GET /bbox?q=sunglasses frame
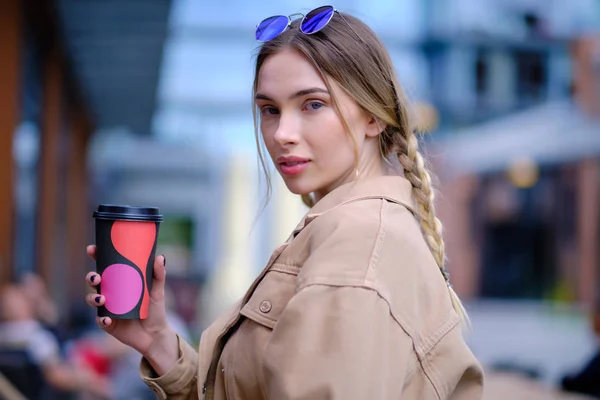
[255,5,363,43]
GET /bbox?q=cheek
[262,139,277,163]
[260,123,276,155]
[310,127,355,165]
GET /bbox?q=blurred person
[18,272,63,344]
[83,6,483,399]
[560,349,600,398]
[63,305,101,344]
[557,299,600,397]
[62,304,113,399]
[19,272,60,328]
[0,284,111,399]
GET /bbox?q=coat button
[259,300,272,313]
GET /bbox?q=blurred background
[0,0,599,398]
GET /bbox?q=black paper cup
[93,204,163,319]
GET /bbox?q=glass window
[515,50,547,105]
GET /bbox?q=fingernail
[90,275,96,283]
[95,296,102,304]
[162,255,167,267]
[102,318,108,325]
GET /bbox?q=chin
[280,177,318,197]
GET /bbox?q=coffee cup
[93,204,163,319]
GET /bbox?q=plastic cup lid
[93,204,163,222]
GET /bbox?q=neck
[312,153,404,204]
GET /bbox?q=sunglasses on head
[255,5,363,42]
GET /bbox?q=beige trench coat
[139,175,484,399]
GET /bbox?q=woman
[84,6,484,399]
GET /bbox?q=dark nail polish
[90,275,95,283]
[162,255,167,267]
[95,296,102,304]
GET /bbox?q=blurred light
[412,102,439,133]
[12,121,40,168]
[507,156,539,188]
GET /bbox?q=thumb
[149,254,167,299]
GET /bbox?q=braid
[398,132,472,329]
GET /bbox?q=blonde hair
[252,13,470,328]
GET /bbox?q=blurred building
[431,34,600,309]
[0,0,94,304]
[0,0,172,312]
[417,1,600,380]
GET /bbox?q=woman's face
[256,48,383,202]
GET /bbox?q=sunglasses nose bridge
[289,12,305,21]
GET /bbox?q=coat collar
[289,175,416,240]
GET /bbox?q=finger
[86,271,101,287]
[149,254,167,299]
[86,245,97,261]
[86,293,105,307]
[95,316,113,330]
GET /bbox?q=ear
[365,115,386,138]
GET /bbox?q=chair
[0,346,46,399]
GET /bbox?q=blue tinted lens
[256,15,289,42]
[300,6,335,34]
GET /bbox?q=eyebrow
[255,87,329,102]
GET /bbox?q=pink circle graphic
[101,263,143,315]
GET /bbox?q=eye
[303,101,324,111]
[260,106,279,116]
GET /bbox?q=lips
[277,156,310,176]
[277,156,310,164]
[280,161,306,166]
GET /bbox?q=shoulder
[308,197,384,243]
[307,196,420,253]
[297,197,419,288]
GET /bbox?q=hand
[85,245,176,362]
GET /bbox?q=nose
[273,113,300,147]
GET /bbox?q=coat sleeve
[262,284,415,400]
[139,334,200,400]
